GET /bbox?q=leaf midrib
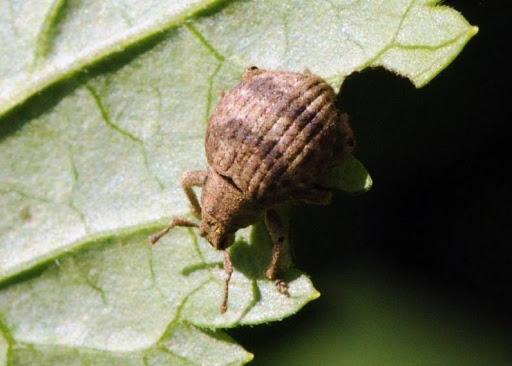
[1,0,479,118]
[0,0,229,118]
[0,218,168,286]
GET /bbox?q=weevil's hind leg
[339,112,355,154]
[182,170,208,218]
[264,209,290,295]
[220,249,234,313]
[295,188,332,206]
[149,218,198,245]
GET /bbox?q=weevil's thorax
[199,169,262,249]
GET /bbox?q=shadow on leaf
[230,221,300,283]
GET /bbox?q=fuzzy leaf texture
[0,0,476,365]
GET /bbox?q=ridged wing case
[206,69,344,202]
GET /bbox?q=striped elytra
[206,68,351,203]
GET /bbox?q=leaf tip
[310,289,321,301]
[363,174,373,192]
[469,25,479,38]
[245,352,255,363]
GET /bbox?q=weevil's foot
[149,230,166,245]
[274,278,290,296]
[265,266,289,295]
[220,302,228,314]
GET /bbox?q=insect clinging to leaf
[150,67,355,313]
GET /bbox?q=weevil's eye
[248,66,258,71]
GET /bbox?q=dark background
[233,1,511,364]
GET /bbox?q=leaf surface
[323,154,373,194]
[0,0,476,364]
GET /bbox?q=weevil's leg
[182,170,208,218]
[149,171,205,244]
[149,218,198,245]
[296,188,332,206]
[340,113,355,147]
[220,249,234,313]
[264,209,290,295]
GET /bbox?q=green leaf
[0,0,225,116]
[0,325,9,366]
[2,322,252,366]
[1,225,316,364]
[0,0,476,364]
[322,154,373,194]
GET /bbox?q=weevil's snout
[199,214,235,250]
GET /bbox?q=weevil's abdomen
[206,69,345,202]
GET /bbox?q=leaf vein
[352,0,417,72]
[0,187,52,204]
[205,63,223,123]
[32,0,67,67]
[65,144,89,232]
[392,31,469,51]
[147,242,169,301]
[188,229,221,283]
[0,314,15,366]
[158,279,213,342]
[85,85,165,190]
[185,23,225,62]
[157,345,198,366]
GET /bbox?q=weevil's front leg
[149,170,207,245]
[182,170,208,217]
[220,249,233,313]
[264,209,290,295]
[149,218,198,245]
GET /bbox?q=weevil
[150,67,355,313]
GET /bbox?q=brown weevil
[150,67,355,313]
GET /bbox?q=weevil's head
[198,170,240,250]
[198,169,261,249]
[199,212,236,250]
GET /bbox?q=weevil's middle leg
[182,170,208,218]
[149,218,198,245]
[220,249,233,313]
[264,209,290,295]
